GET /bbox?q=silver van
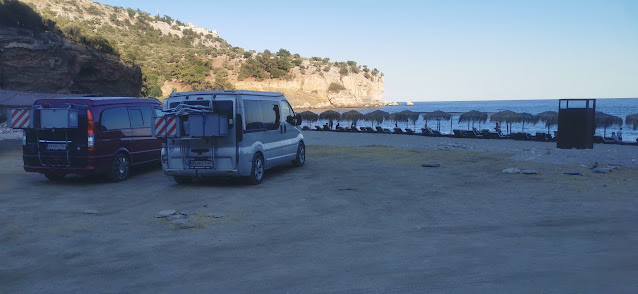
[155,90,305,184]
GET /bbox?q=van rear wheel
[109,153,130,182]
[247,153,264,185]
[292,141,305,167]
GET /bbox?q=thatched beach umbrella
[319,110,341,129]
[490,110,521,135]
[422,110,451,132]
[341,110,364,126]
[519,112,537,132]
[626,113,638,130]
[298,111,319,126]
[535,111,558,134]
[595,111,623,137]
[389,112,408,128]
[363,110,390,127]
[459,110,488,130]
[397,110,420,129]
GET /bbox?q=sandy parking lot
[1,134,637,293]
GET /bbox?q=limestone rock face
[233,67,387,109]
[0,26,141,96]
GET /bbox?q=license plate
[46,143,67,151]
[189,160,212,168]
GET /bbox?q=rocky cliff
[229,65,384,109]
[0,25,141,96]
[12,0,387,108]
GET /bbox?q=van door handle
[280,125,283,134]
[284,125,287,133]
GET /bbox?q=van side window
[101,107,131,130]
[281,101,293,122]
[129,108,144,127]
[140,107,153,127]
[261,101,280,130]
[244,100,265,132]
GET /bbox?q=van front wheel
[248,153,264,185]
[292,142,305,167]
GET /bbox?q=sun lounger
[393,127,405,134]
[421,128,432,136]
[535,132,552,141]
[405,128,415,135]
[336,126,346,132]
[510,132,532,140]
[314,125,323,131]
[302,126,310,131]
[322,125,330,131]
[375,126,391,133]
[453,129,465,138]
[366,127,375,133]
[471,128,484,139]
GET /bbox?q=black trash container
[557,99,596,149]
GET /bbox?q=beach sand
[1,132,637,292]
[303,130,638,169]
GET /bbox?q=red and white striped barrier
[153,116,177,137]
[9,108,31,129]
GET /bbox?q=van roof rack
[169,90,284,98]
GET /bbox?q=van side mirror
[286,115,295,125]
[295,114,302,126]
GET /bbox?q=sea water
[311,98,638,142]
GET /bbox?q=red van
[18,97,162,181]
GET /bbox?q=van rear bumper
[163,168,240,177]
[22,154,111,175]
[24,165,97,174]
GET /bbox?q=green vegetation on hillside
[328,82,346,92]
[11,0,383,98]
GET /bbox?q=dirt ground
[1,137,637,293]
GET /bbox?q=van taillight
[87,110,95,151]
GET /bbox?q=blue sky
[96,0,638,101]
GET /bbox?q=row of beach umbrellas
[299,110,638,135]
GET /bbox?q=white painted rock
[502,168,520,174]
[180,222,199,229]
[155,209,176,218]
[167,214,185,221]
[170,219,189,225]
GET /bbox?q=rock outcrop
[0,26,141,96]
[233,66,386,109]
